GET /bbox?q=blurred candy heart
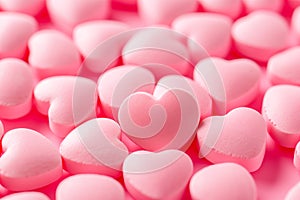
[1,192,50,200]
[0,0,45,16]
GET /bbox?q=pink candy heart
[0,129,62,191]
[190,163,257,200]
[28,30,81,79]
[1,192,50,200]
[123,150,193,200]
[0,59,34,119]
[0,0,45,16]
[262,85,300,148]
[242,0,284,13]
[56,174,125,200]
[34,76,98,137]
[60,118,129,178]
[197,107,267,172]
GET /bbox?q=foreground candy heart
[285,182,300,200]
[172,13,232,61]
[242,0,284,13]
[28,30,81,79]
[73,20,129,73]
[194,57,261,114]
[0,128,62,191]
[262,85,300,148]
[47,0,111,32]
[0,12,38,59]
[98,65,155,119]
[60,118,129,178]
[56,174,125,200]
[1,192,50,200]
[0,0,45,16]
[267,47,300,86]
[197,107,267,172]
[118,80,200,151]
[138,0,197,25]
[34,76,97,137]
[0,59,34,119]
[123,150,193,200]
[190,163,257,200]
[232,11,289,62]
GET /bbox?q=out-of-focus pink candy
[262,85,300,148]
[194,58,261,114]
[46,0,111,32]
[198,0,242,19]
[138,0,197,25]
[28,30,81,79]
[232,11,289,62]
[0,128,62,191]
[285,182,300,200]
[197,107,267,172]
[0,59,34,119]
[73,20,129,74]
[267,47,300,86]
[34,76,98,138]
[172,13,232,61]
[56,174,125,200]
[190,163,257,200]
[291,7,300,41]
[122,28,192,75]
[123,150,193,200]
[98,65,155,119]
[118,78,200,151]
[242,0,284,13]
[0,0,45,16]
[0,12,38,59]
[60,118,128,178]
[1,192,50,200]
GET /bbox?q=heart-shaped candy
[0,59,34,119]
[242,0,284,13]
[123,150,193,200]
[60,118,129,178]
[1,192,50,200]
[56,174,125,200]
[190,163,257,200]
[285,182,300,200]
[267,47,300,86]
[262,85,300,148]
[194,57,261,114]
[0,12,37,59]
[292,7,300,42]
[28,30,81,79]
[197,107,267,172]
[0,0,45,16]
[0,128,62,191]
[34,76,98,138]
[232,11,289,62]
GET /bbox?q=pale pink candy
[138,0,197,25]
[122,28,192,75]
[47,0,111,32]
[118,83,200,151]
[267,47,300,85]
[0,128,62,191]
[242,0,284,13]
[28,30,81,79]
[34,76,97,138]
[292,7,300,41]
[154,75,212,119]
[285,182,300,200]
[0,59,34,119]
[73,20,129,74]
[194,57,261,114]
[198,0,242,19]
[294,142,300,170]
[172,13,232,61]
[98,65,155,119]
[190,163,257,200]
[232,11,290,62]
[1,192,50,200]
[60,118,128,178]
[56,174,125,200]
[0,0,45,16]
[0,12,38,59]
[123,150,193,200]
[197,107,267,172]
[262,85,300,148]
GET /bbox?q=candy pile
[0,0,300,200]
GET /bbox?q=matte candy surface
[0,0,45,16]
[1,192,50,200]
